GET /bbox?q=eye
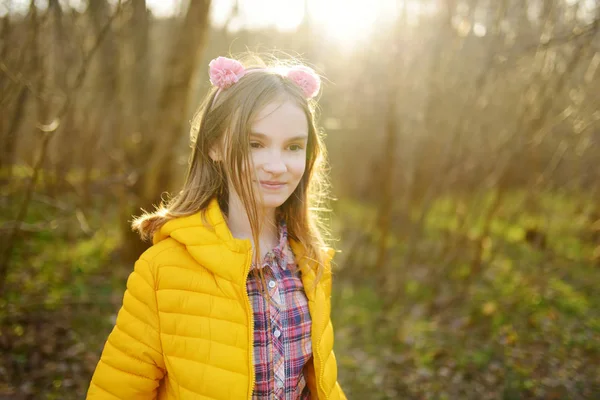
[289,144,305,152]
[249,141,263,149]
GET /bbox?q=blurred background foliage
[1,0,599,398]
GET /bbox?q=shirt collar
[252,220,290,271]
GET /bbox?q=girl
[86,54,346,400]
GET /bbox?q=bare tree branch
[0,0,124,295]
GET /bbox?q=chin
[259,192,291,209]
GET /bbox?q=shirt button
[273,329,281,338]
[268,280,276,288]
[276,380,284,388]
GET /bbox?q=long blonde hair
[131,53,331,287]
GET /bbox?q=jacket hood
[151,198,335,294]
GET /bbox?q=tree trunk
[118,0,151,263]
[82,0,121,207]
[120,0,212,264]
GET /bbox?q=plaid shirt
[246,222,313,399]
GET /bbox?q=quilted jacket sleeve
[331,350,347,400]
[303,351,347,399]
[86,257,166,399]
[334,379,347,400]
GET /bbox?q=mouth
[259,180,286,190]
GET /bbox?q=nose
[262,151,287,175]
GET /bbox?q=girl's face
[247,100,308,210]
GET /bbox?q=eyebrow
[249,131,308,142]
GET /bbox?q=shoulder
[138,238,201,277]
[135,238,218,289]
[320,247,336,277]
[139,237,185,265]
[323,247,336,264]
[320,247,338,290]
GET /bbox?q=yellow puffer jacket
[87,198,346,399]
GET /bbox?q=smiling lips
[259,180,286,190]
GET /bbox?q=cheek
[289,156,307,178]
[251,149,281,169]
[247,151,264,173]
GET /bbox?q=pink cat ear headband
[208,56,321,105]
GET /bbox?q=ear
[209,146,222,162]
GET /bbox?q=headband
[208,56,321,105]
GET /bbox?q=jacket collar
[152,198,335,296]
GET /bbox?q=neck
[226,194,279,257]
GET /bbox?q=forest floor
[0,189,599,399]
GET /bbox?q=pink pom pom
[285,66,321,99]
[208,57,246,89]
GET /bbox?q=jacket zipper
[244,248,255,400]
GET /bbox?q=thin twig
[0,61,50,102]
[522,18,600,52]
[492,18,600,73]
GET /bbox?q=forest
[0,0,599,398]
